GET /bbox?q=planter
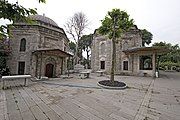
[97,80,127,89]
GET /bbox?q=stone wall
[34,55,63,78]
[7,24,69,77]
[91,27,142,75]
[7,26,40,75]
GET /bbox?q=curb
[97,82,127,90]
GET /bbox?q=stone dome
[29,14,59,27]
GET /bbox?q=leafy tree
[153,41,168,47]
[64,12,88,65]
[68,41,76,69]
[79,34,93,68]
[141,29,153,46]
[153,42,180,70]
[99,8,134,82]
[0,38,10,75]
[69,41,76,54]
[0,0,45,75]
[0,0,45,39]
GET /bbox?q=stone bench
[60,75,73,79]
[79,70,91,79]
[74,64,85,73]
[96,70,105,76]
[1,75,32,89]
[143,72,147,77]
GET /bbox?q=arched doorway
[45,63,54,77]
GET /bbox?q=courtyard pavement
[0,71,180,120]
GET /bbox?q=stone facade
[7,15,71,78]
[91,26,145,76]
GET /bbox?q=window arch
[139,55,152,70]
[123,41,128,50]
[20,38,26,52]
[100,43,105,54]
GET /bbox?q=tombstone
[74,64,85,73]
[171,66,176,71]
[85,64,88,69]
[165,66,168,70]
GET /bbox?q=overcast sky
[2,0,180,45]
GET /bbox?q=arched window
[100,43,105,54]
[123,41,128,50]
[139,55,152,70]
[20,38,26,51]
[100,61,105,69]
[123,61,128,70]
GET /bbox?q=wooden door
[123,61,128,70]
[45,63,54,77]
[100,61,105,69]
[18,62,25,75]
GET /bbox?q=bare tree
[64,12,88,65]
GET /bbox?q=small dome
[29,14,58,27]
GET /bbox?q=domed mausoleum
[29,14,59,27]
[7,14,72,78]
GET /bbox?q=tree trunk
[110,38,116,82]
[67,57,70,77]
[110,16,117,83]
[86,49,90,68]
[73,40,79,66]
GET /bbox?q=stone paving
[0,72,180,120]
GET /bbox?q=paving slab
[0,72,180,120]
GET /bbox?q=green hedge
[159,61,180,70]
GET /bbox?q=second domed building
[7,14,72,78]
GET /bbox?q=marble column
[152,53,156,78]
